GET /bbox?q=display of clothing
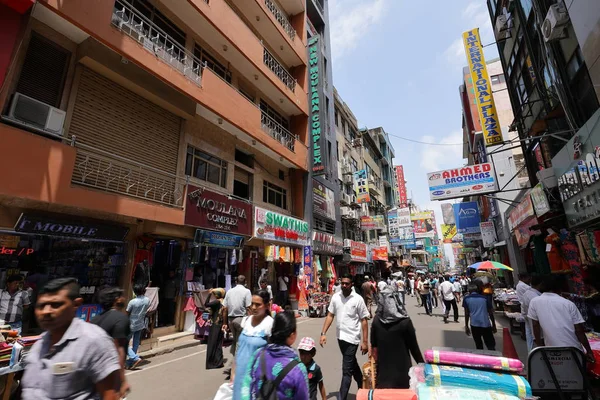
[545,232,571,274]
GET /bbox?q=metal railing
[264,0,296,40]
[263,47,296,91]
[111,1,203,86]
[71,140,188,208]
[260,111,297,152]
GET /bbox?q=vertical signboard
[395,165,408,207]
[354,169,370,203]
[308,35,326,175]
[397,207,412,227]
[463,28,503,147]
[480,221,497,248]
[453,202,482,234]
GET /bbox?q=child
[297,337,326,400]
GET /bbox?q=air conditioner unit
[344,174,353,184]
[536,168,558,189]
[341,192,350,205]
[7,93,66,135]
[542,3,569,42]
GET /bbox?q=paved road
[125,294,527,399]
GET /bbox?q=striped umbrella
[468,260,513,271]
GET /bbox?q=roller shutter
[69,68,181,175]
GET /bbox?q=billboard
[372,247,389,261]
[427,163,498,200]
[397,207,412,227]
[387,210,399,238]
[354,169,370,203]
[480,221,497,248]
[398,226,416,246]
[360,215,385,231]
[440,203,456,225]
[453,202,481,234]
[441,224,457,243]
[395,165,408,207]
[308,35,327,174]
[411,211,436,239]
[463,28,504,147]
[312,179,335,221]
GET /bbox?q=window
[263,181,287,209]
[185,146,227,187]
[336,141,339,161]
[341,118,346,135]
[260,100,289,130]
[334,109,339,127]
[351,158,358,172]
[194,44,231,83]
[233,167,251,200]
[235,149,254,168]
[491,74,505,85]
[121,0,186,47]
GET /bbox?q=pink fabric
[357,389,416,400]
[424,350,524,372]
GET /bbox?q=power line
[386,132,464,146]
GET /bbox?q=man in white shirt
[439,277,459,323]
[515,273,531,304]
[418,278,432,316]
[277,273,289,307]
[320,273,369,400]
[452,278,462,304]
[521,275,543,352]
[528,276,595,362]
[222,275,252,356]
[377,279,387,292]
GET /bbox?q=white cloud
[329,0,388,60]
[419,131,464,172]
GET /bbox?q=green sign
[265,211,309,233]
[308,36,324,175]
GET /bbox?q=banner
[354,169,370,204]
[308,35,327,174]
[453,202,481,234]
[463,28,504,147]
[411,211,436,238]
[441,224,457,243]
[398,226,416,246]
[480,221,497,248]
[372,247,388,261]
[387,210,399,237]
[395,166,408,207]
[441,203,456,225]
[360,215,385,230]
[428,163,498,200]
[303,246,313,284]
[397,207,412,227]
[425,246,438,254]
[344,239,367,262]
[312,179,335,221]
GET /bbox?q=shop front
[252,207,309,308]
[507,193,544,276]
[0,212,131,330]
[312,231,343,293]
[342,239,368,276]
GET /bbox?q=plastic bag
[213,383,233,400]
[408,363,426,392]
[416,384,521,400]
[424,350,524,372]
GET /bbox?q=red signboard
[185,185,252,235]
[372,247,388,261]
[344,239,367,262]
[395,166,408,207]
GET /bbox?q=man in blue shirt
[463,280,497,350]
[126,284,150,369]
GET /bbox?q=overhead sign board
[453,202,481,234]
[428,163,498,200]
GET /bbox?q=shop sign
[411,211,436,238]
[372,247,388,261]
[398,226,416,246]
[387,210,399,237]
[463,28,504,147]
[312,179,335,221]
[529,347,585,393]
[397,207,412,227]
[425,246,438,254]
[193,229,245,249]
[303,246,313,282]
[530,183,551,217]
[14,213,129,241]
[441,224,457,244]
[428,162,498,201]
[515,217,539,248]
[480,221,497,248]
[395,166,408,207]
[185,185,252,235]
[453,202,481,234]
[0,247,34,256]
[354,169,371,204]
[308,35,326,175]
[508,194,535,231]
[312,231,343,255]
[343,239,367,262]
[360,215,385,231]
[254,207,309,246]
[441,203,456,225]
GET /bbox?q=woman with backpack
[240,311,309,399]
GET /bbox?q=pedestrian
[298,337,327,400]
[528,275,595,362]
[319,273,369,400]
[259,278,273,301]
[521,275,543,352]
[371,285,424,388]
[463,281,497,351]
[92,286,131,396]
[361,275,375,318]
[461,276,468,295]
[205,288,226,369]
[418,277,432,316]
[415,276,422,306]
[377,278,387,292]
[453,278,462,304]
[277,273,289,307]
[232,289,274,400]
[332,278,342,294]
[240,311,308,399]
[126,284,150,369]
[430,275,439,308]
[22,278,122,399]
[516,273,531,301]
[0,274,30,335]
[395,274,406,306]
[222,275,252,358]
[439,277,459,323]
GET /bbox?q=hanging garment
[545,232,571,274]
[265,245,274,262]
[230,249,237,265]
[238,248,243,263]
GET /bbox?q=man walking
[418,277,432,316]
[453,278,462,304]
[361,276,375,318]
[277,273,289,307]
[126,284,150,369]
[0,275,30,335]
[222,275,251,357]
[515,273,531,303]
[464,281,497,350]
[320,273,369,400]
[22,278,122,399]
[439,277,459,323]
[430,275,439,308]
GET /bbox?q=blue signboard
[404,242,417,249]
[194,229,245,249]
[453,202,481,234]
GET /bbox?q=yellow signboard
[462,28,503,147]
[441,224,457,243]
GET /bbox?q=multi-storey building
[0,0,310,341]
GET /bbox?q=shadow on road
[328,392,356,400]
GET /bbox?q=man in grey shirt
[222,274,252,356]
[22,278,122,400]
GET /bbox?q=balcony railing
[72,141,188,207]
[112,1,203,86]
[264,0,296,41]
[263,47,296,91]
[261,111,297,152]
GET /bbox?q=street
[125,295,527,399]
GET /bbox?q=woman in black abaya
[205,288,226,369]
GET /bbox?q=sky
[329,0,499,266]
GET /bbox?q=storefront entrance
[152,239,182,328]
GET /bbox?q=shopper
[241,311,309,399]
[205,288,226,369]
[415,277,422,306]
[22,278,121,399]
[298,337,327,400]
[515,273,531,302]
[528,275,595,362]
[453,277,462,304]
[463,281,497,351]
[222,275,252,357]
[361,275,375,318]
[521,275,543,352]
[430,275,439,308]
[371,285,424,388]
[259,278,273,301]
[232,289,274,400]
[277,273,289,307]
[319,273,369,400]
[439,277,459,323]
[0,274,30,335]
[418,277,432,316]
[126,284,150,369]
